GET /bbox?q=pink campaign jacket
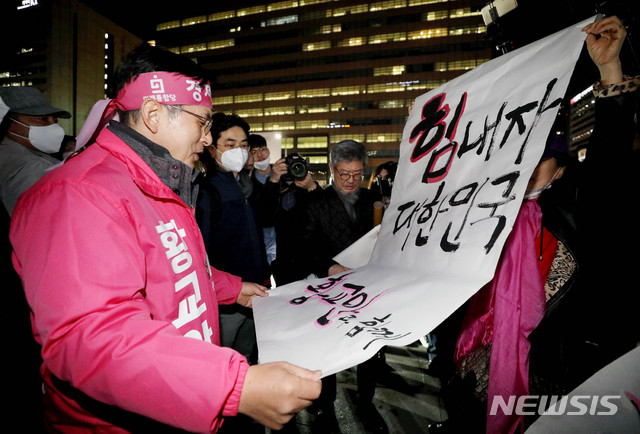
[10,127,249,433]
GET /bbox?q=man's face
[250,145,270,163]
[161,104,213,168]
[331,160,364,194]
[208,126,249,171]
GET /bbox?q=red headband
[116,71,212,110]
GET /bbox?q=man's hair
[111,43,212,125]
[210,112,250,146]
[248,134,267,149]
[330,139,368,167]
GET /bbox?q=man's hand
[236,282,269,308]
[238,362,322,430]
[269,158,288,183]
[583,16,626,85]
[328,263,351,276]
[294,173,317,192]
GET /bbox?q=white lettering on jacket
[156,219,213,342]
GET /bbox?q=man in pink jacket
[9,43,321,433]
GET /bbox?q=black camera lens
[284,153,309,181]
[289,161,308,179]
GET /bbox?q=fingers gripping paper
[253,18,592,377]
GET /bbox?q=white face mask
[219,147,248,173]
[10,118,65,154]
[253,157,271,171]
[523,168,562,200]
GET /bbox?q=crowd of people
[0,14,638,434]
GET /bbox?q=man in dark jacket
[196,113,279,366]
[301,139,388,434]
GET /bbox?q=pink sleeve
[10,180,248,432]
[212,268,243,305]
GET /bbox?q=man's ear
[140,98,161,134]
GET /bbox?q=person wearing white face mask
[0,86,71,215]
[195,114,281,393]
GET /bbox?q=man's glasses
[250,146,269,156]
[169,105,212,134]
[336,170,364,181]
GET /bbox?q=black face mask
[373,176,393,197]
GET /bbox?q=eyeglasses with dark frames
[168,105,212,134]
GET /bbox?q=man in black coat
[300,139,388,434]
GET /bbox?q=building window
[182,15,208,26]
[368,32,407,44]
[296,120,330,129]
[408,28,448,39]
[297,88,331,98]
[235,108,264,117]
[449,25,486,35]
[212,96,234,105]
[207,39,235,50]
[331,86,365,96]
[265,15,299,26]
[181,43,207,53]
[425,10,449,21]
[265,91,294,101]
[303,41,331,51]
[337,37,364,47]
[298,105,330,114]
[264,122,295,130]
[331,134,365,143]
[267,1,299,11]
[235,93,263,103]
[209,11,235,21]
[265,106,296,116]
[237,5,266,16]
[157,20,180,31]
[366,133,403,143]
[373,65,406,76]
[332,4,369,16]
[298,136,328,149]
[369,0,407,12]
[409,0,449,5]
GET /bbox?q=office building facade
[0,0,142,136]
[154,0,492,181]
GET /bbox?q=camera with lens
[282,153,309,182]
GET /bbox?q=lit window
[208,11,235,21]
[234,94,264,103]
[157,20,180,31]
[265,106,295,116]
[182,15,208,27]
[408,28,448,39]
[303,41,331,51]
[207,39,235,50]
[297,88,330,98]
[369,0,407,12]
[267,1,298,11]
[265,91,293,101]
[212,96,234,105]
[237,5,266,16]
[368,32,406,44]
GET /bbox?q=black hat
[0,86,71,119]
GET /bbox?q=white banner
[253,18,593,377]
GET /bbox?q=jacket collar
[95,122,198,206]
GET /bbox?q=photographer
[248,136,319,286]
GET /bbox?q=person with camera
[248,135,320,287]
[299,139,388,434]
